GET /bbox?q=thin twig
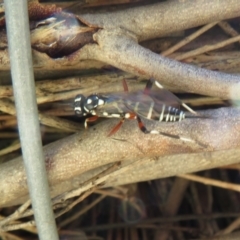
[158,178,190,239]
[162,22,218,56]
[0,99,81,132]
[59,194,106,228]
[1,220,35,232]
[215,217,240,235]
[94,189,126,200]
[218,21,240,43]
[0,132,18,138]
[80,213,240,232]
[0,231,24,240]
[0,118,17,130]
[53,162,120,204]
[175,35,240,60]
[54,188,95,219]
[17,202,69,220]
[178,174,240,192]
[0,200,31,227]
[194,231,240,240]
[0,140,20,156]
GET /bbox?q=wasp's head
[74,94,105,116]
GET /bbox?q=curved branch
[78,0,240,41]
[1,1,240,89]
[76,30,240,98]
[1,107,240,207]
[75,1,240,98]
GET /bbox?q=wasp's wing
[148,90,180,108]
[122,90,183,121]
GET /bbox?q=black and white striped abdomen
[133,101,185,122]
[154,104,185,122]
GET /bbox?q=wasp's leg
[136,116,150,133]
[143,78,155,95]
[122,79,129,92]
[136,116,206,147]
[84,116,99,129]
[108,118,126,137]
[108,112,137,136]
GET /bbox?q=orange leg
[143,79,154,95]
[107,113,137,137]
[122,79,129,92]
[136,116,149,133]
[107,118,125,137]
[84,116,99,129]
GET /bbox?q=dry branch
[77,29,240,99]
[1,107,240,207]
[77,0,240,41]
[74,0,240,98]
[0,0,239,92]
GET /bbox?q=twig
[36,78,146,105]
[1,220,35,232]
[94,189,126,200]
[53,162,120,204]
[16,201,69,221]
[218,21,240,42]
[0,115,14,120]
[178,174,240,192]
[194,231,240,240]
[0,200,31,227]
[80,214,240,232]
[0,99,81,132]
[154,178,189,240]
[0,132,18,138]
[162,22,218,56]
[35,73,144,94]
[0,189,94,232]
[175,35,240,60]
[0,140,20,156]
[190,182,206,230]
[0,118,17,130]
[59,194,106,228]
[215,217,240,236]
[0,231,24,240]
[54,188,95,219]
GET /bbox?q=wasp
[74,78,205,145]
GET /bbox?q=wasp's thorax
[74,94,105,116]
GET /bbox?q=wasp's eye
[85,95,100,110]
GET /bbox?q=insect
[74,78,204,145]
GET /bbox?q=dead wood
[1,107,240,207]
[0,0,239,87]
[77,0,240,41]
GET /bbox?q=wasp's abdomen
[136,101,185,122]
